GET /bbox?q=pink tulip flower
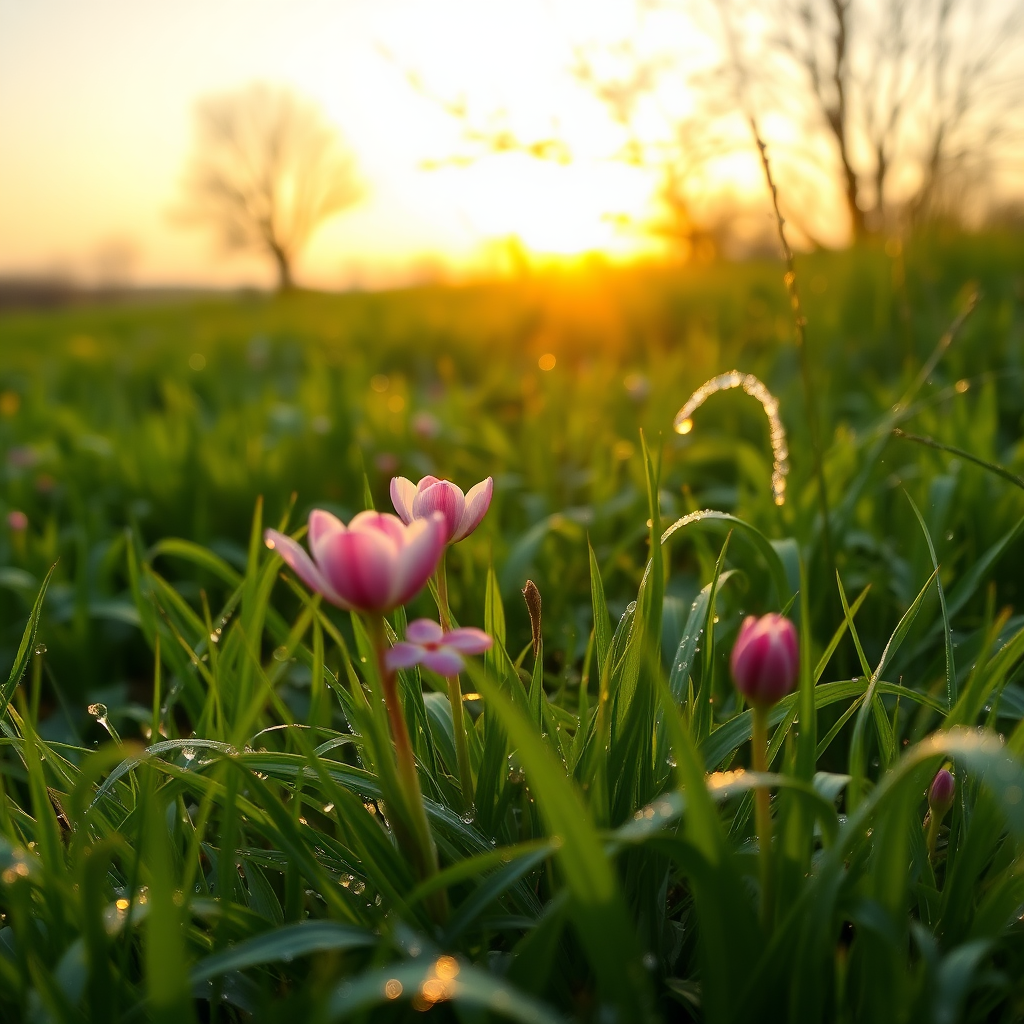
[264,509,446,614]
[386,619,493,676]
[390,475,493,544]
[730,613,799,708]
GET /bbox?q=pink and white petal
[308,509,346,565]
[264,530,350,608]
[442,627,493,655]
[412,480,465,541]
[415,475,441,494]
[390,477,417,524]
[405,619,445,644]
[391,514,446,606]
[451,477,493,542]
[385,642,426,672]
[349,510,406,546]
[421,646,465,676]
[320,528,398,612]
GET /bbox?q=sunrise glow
[0,0,748,288]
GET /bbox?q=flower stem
[752,705,773,929]
[926,813,941,864]
[436,554,475,813]
[366,615,442,914]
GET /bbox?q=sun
[433,152,659,260]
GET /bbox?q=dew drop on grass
[460,806,476,825]
[272,646,289,662]
[33,644,47,656]
[507,755,525,785]
[352,879,366,895]
[87,703,107,718]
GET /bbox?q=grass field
[1,229,1024,1022]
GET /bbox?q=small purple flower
[928,768,955,819]
[386,619,492,676]
[391,475,493,544]
[730,613,799,708]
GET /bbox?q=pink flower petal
[390,513,446,606]
[405,619,445,644]
[319,527,398,612]
[412,480,465,542]
[386,641,426,672]
[264,529,351,609]
[451,477,493,542]
[308,509,346,565]
[348,510,406,546]
[415,475,441,493]
[390,477,417,524]
[421,647,465,676]
[442,627,493,655]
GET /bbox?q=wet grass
[1,229,1024,1021]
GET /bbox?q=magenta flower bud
[730,613,799,708]
[391,475,492,544]
[386,618,492,676]
[928,768,955,820]
[264,508,446,614]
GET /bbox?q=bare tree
[721,0,1024,237]
[178,83,362,290]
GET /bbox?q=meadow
[1,229,1024,1022]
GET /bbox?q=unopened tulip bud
[926,767,955,865]
[928,768,955,821]
[730,613,799,708]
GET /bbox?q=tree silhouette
[179,83,361,290]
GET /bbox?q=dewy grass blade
[588,538,612,680]
[0,564,56,720]
[904,489,956,706]
[324,959,566,1024]
[660,509,793,607]
[189,921,374,985]
[464,661,657,1021]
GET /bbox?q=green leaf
[660,509,792,606]
[189,922,374,984]
[904,490,956,706]
[0,563,56,720]
[588,539,612,679]
[464,661,656,1021]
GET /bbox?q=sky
[3,1,1018,290]
[0,0,683,289]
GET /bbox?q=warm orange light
[538,353,556,371]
